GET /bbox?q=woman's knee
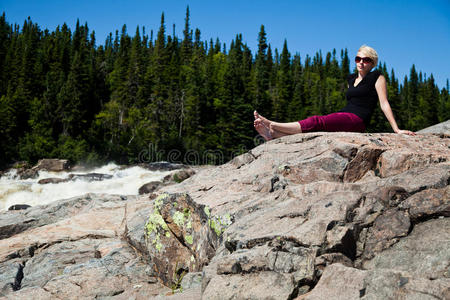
[300,115,324,132]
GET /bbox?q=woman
[254,45,415,140]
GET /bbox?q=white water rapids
[0,163,171,211]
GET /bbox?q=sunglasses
[355,56,373,64]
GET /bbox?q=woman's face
[356,51,374,72]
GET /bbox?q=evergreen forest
[0,9,449,167]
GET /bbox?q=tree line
[0,9,448,167]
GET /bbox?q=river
[0,163,170,210]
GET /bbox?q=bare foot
[254,111,271,127]
[254,118,272,141]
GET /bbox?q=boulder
[162,168,196,183]
[138,181,164,194]
[37,178,68,184]
[142,193,219,286]
[139,161,188,171]
[170,168,196,183]
[13,159,70,179]
[32,159,70,172]
[138,168,196,195]
[67,172,113,182]
[38,173,114,185]
[7,205,31,211]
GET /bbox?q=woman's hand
[395,129,416,136]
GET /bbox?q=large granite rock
[0,132,449,299]
[160,132,450,299]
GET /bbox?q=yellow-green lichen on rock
[155,238,163,252]
[172,207,192,230]
[203,205,233,237]
[145,193,171,252]
[185,235,193,245]
[204,206,211,217]
[154,193,169,210]
[172,211,185,227]
[208,219,219,236]
[186,219,192,229]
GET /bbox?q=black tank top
[340,69,381,125]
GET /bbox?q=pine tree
[329,49,340,79]
[423,74,440,126]
[273,40,292,121]
[252,25,270,115]
[181,6,193,64]
[341,48,350,79]
[387,69,402,128]
[406,65,419,130]
[146,13,170,148]
[127,26,144,107]
[12,18,41,137]
[57,52,83,137]
[288,53,304,120]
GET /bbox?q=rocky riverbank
[0,131,449,299]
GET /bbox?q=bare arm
[375,75,416,136]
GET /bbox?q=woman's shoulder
[370,69,382,78]
[368,69,383,84]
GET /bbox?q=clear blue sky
[1,0,449,88]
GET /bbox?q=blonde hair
[358,45,378,66]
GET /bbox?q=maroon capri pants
[299,112,365,133]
